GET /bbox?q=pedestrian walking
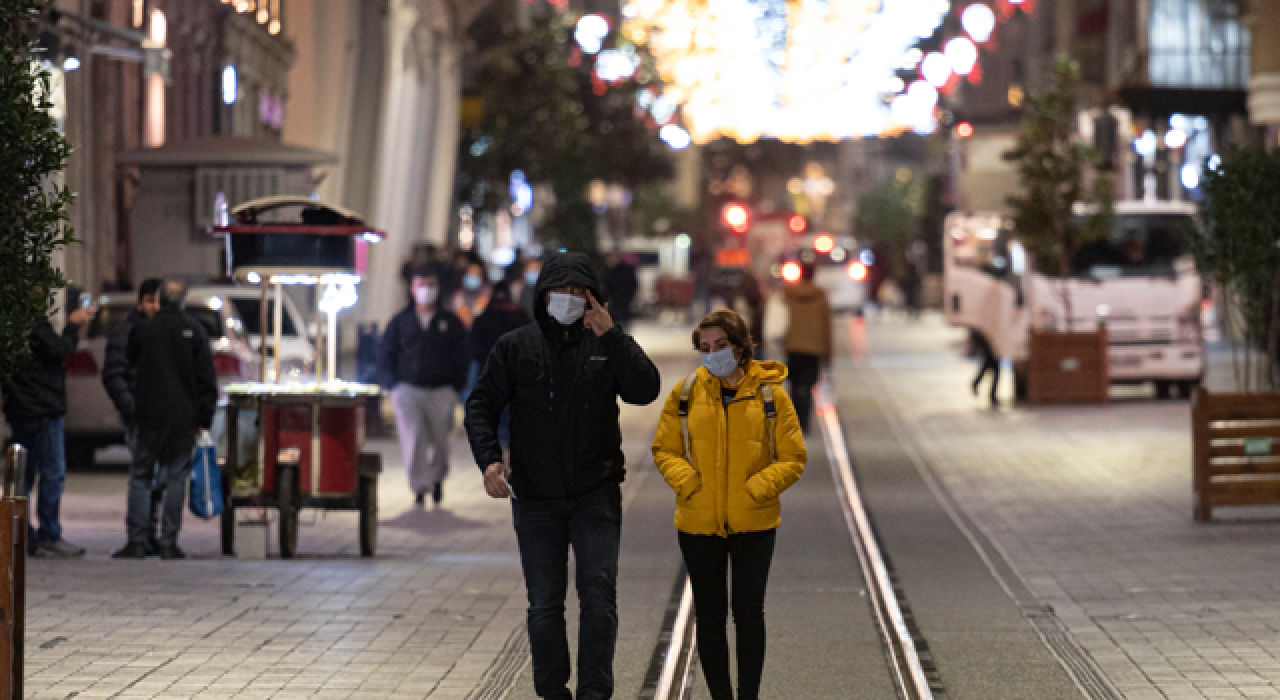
[605,252,639,333]
[735,268,765,360]
[452,260,491,330]
[2,304,97,558]
[970,329,1001,406]
[101,277,163,555]
[518,258,542,318]
[782,262,831,433]
[469,281,531,448]
[466,252,661,700]
[652,309,806,700]
[113,279,218,560]
[380,266,469,507]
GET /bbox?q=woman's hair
[692,309,754,369]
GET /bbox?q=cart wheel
[358,474,378,557]
[220,469,235,556]
[278,463,300,559]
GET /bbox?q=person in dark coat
[379,266,470,506]
[466,252,661,700]
[101,278,163,554]
[605,252,640,333]
[113,279,218,560]
[468,281,532,448]
[2,304,96,558]
[101,278,162,426]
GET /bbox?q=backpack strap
[760,383,778,463]
[678,370,700,466]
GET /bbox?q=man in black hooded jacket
[466,252,661,700]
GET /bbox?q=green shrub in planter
[1192,147,1280,391]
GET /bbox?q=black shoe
[414,492,425,507]
[432,482,443,505]
[158,544,186,560]
[113,542,148,559]
[144,538,160,558]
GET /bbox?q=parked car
[188,285,315,381]
[62,291,262,469]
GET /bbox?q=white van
[944,201,1205,398]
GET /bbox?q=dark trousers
[513,483,622,700]
[8,416,66,545]
[786,352,822,433]
[126,427,195,547]
[972,334,1000,401]
[125,427,165,550]
[679,529,777,700]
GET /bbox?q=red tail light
[214,352,243,378]
[65,351,99,376]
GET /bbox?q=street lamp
[142,9,169,148]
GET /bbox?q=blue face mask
[702,347,739,378]
[463,274,483,291]
[525,270,540,286]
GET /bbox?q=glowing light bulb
[945,37,978,76]
[962,3,996,43]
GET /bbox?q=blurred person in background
[452,260,491,330]
[380,266,470,507]
[115,279,217,560]
[519,258,542,318]
[605,252,639,333]
[782,262,831,433]
[468,280,532,448]
[2,298,97,558]
[735,269,766,360]
[400,243,439,305]
[970,330,1001,407]
[102,277,163,555]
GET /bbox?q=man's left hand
[584,291,614,337]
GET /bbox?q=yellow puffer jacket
[652,361,807,536]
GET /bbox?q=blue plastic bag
[189,433,223,520]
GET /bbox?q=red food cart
[213,197,384,558]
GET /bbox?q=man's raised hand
[584,291,614,337]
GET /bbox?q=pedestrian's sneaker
[432,481,443,505]
[40,538,86,559]
[112,542,147,559]
[158,544,186,560]
[414,491,426,507]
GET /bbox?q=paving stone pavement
[22,322,695,700]
[850,315,1280,700]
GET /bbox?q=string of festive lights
[621,0,949,143]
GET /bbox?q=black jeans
[786,352,822,433]
[513,482,622,700]
[679,529,777,700]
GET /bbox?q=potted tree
[1,0,77,380]
[1003,58,1114,404]
[1188,146,1280,521]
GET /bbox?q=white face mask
[547,292,587,325]
[702,346,739,378]
[414,286,438,306]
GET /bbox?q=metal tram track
[645,387,937,700]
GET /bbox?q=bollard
[0,445,26,699]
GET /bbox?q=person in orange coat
[652,309,806,700]
[782,262,832,432]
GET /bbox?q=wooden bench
[1192,388,1280,521]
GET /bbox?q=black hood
[532,253,606,328]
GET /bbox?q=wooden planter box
[1027,327,1109,404]
[1192,388,1280,521]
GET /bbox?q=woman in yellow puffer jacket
[651,309,806,700]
